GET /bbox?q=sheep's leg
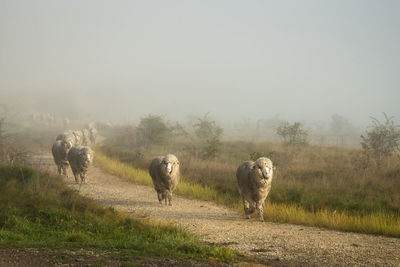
[243,199,254,219]
[62,164,68,177]
[157,192,163,204]
[73,172,80,184]
[167,192,172,206]
[256,201,264,222]
[57,165,62,175]
[164,192,168,205]
[80,173,86,184]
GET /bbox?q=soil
[12,154,400,266]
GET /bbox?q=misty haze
[1,1,400,266]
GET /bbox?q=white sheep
[149,154,180,205]
[236,157,275,221]
[67,146,93,184]
[51,140,72,176]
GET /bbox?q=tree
[361,113,400,166]
[136,115,171,147]
[193,113,223,159]
[276,121,308,145]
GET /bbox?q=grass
[95,144,400,238]
[99,137,400,216]
[0,163,242,263]
[94,151,236,206]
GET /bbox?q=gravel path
[36,155,400,266]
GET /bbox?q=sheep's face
[254,157,274,181]
[161,154,180,177]
[79,149,93,167]
[62,140,73,150]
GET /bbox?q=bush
[193,114,223,159]
[136,115,171,147]
[361,113,400,167]
[277,121,308,145]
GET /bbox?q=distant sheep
[89,127,98,145]
[51,139,72,176]
[72,130,83,146]
[236,157,275,221]
[68,146,93,184]
[56,131,77,147]
[149,154,180,205]
[81,128,91,146]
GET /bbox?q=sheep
[149,154,180,205]
[71,130,83,146]
[67,146,93,184]
[56,131,77,147]
[81,128,91,146]
[236,157,275,222]
[51,139,72,177]
[87,121,96,129]
[89,127,98,145]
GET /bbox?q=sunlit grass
[94,151,237,206]
[0,164,242,262]
[95,150,400,238]
[263,202,400,237]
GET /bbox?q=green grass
[94,149,400,238]
[0,164,241,262]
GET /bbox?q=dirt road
[34,154,400,266]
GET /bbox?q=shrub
[136,115,171,147]
[361,113,400,167]
[277,121,308,145]
[193,114,223,159]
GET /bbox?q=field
[97,129,400,237]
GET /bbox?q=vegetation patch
[0,164,241,262]
[95,148,400,238]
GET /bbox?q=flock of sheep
[148,154,274,221]
[51,126,97,184]
[51,127,275,221]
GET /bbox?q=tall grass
[100,138,400,217]
[96,139,400,237]
[0,164,241,262]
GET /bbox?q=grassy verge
[94,150,400,238]
[0,164,242,263]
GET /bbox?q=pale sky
[1,0,399,126]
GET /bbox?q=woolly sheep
[51,139,72,177]
[89,127,98,145]
[67,146,93,184]
[236,157,275,222]
[81,128,91,146]
[72,130,83,146]
[149,154,180,205]
[56,131,77,147]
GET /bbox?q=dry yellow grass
[94,150,400,237]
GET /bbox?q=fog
[1,0,400,140]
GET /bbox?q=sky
[1,0,399,127]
